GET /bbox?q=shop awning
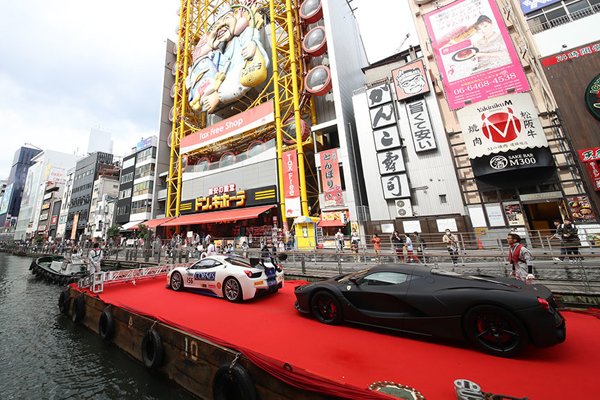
[142,217,176,229]
[121,220,145,230]
[161,205,276,227]
[317,219,346,227]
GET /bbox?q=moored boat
[30,255,88,285]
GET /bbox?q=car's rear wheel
[310,291,342,325]
[223,277,243,302]
[170,272,184,291]
[464,305,527,357]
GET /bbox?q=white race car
[166,254,285,302]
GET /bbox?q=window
[192,259,220,269]
[131,199,152,214]
[136,147,156,163]
[362,272,410,286]
[120,172,133,184]
[133,181,154,196]
[135,164,155,179]
[119,188,132,199]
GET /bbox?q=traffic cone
[477,237,484,250]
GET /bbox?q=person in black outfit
[556,218,582,261]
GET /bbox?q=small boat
[30,255,88,285]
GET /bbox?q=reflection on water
[0,253,195,400]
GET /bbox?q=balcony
[529,4,600,34]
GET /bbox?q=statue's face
[208,12,237,50]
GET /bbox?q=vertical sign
[319,149,343,206]
[71,213,79,240]
[406,99,437,152]
[282,149,301,217]
[423,0,530,110]
[381,174,410,199]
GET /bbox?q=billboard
[0,183,13,215]
[319,149,343,207]
[457,93,553,177]
[185,2,271,115]
[519,0,561,14]
[424,0,530,110]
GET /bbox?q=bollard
[301,255,306,274]
[337,253,342,274]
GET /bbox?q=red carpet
[90,278,599,399]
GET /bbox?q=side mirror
[278,253,288,261]
[249,257,261,267]
[349,277,360,285]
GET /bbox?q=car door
[187,258,218,288]
[341,269,414,330]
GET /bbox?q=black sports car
[294,264,566,357]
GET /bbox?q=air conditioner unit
[394,199,413,218]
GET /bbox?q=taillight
[244,270,252,278]
[537,297,550,311]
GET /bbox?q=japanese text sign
[283,149,301,217]
[319,149,343,206]
[406,99,437,153]
[373,125,402,152]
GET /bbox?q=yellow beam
[284,0,309,216]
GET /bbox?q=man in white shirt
[88,242,103,274]
[206,240,217,256]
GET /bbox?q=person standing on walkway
[371,234,381,260]
[443,229,459,266]
[152,235,162,262]
[403,234,419,263]
[556,218,581,262]
[413,232,426,263]
[507,233,534,282]
[549,219,566,261]
[391,231,404,262]
[88,242,103,275]
[206,239,217,256]
[335,229,345,252]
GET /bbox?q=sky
[0,0,416,179]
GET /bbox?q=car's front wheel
[170,272,184,292]
[223,277,243,302]
[310,291,342,325]
[464,305,528,357]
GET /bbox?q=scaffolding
[166,0,318,222]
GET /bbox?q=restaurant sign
[283,149,301,218]
[179,185,277,215]
[319,149,344,206]
[585,73,600,121]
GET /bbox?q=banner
[579,147,600,162]
[391,59,430,101]
[541,41,600,67]
[424,0,530,110]
[586,161,600,191]
[282,149,301,218]
[71,213,79,240]
[520,0,562,14]
[319,149,343,206]
[180,101,275,153]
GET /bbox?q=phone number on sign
[453,73,518,95]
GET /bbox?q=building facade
[115,137,158,229]
[405,0,591,243]
[88,175,119,239]
[0,146,42,229]
[352,46,467,236]
[66,152,114,240]
[519,0,600,223]
[55,168,75,240]
[13,150,79,241]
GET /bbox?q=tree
[137,224,151,241]
[107,225,120,240]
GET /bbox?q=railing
[529,4,600,34]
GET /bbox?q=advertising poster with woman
[424,0,530,110]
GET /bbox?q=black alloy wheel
[464,305,528,358]
[170,272,183,291]
[310,291,342,325]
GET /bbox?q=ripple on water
[0,254,196,400]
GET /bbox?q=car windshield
[225,257,253,268]
[338,269,370,283]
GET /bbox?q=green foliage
[137,223,151,240]
[107,225,121,239]
[33,234,45,245]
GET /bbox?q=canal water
[0,253,196,400]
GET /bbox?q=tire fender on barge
[141,328,164,369]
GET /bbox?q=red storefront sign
[319,149,343,206]
[541,41,600,67]
[579,147,600,162]
[586,161,600,191]
[282,149,301,217]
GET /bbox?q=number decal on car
[186,277,194,285]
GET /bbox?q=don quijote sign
[457,93,553,177]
